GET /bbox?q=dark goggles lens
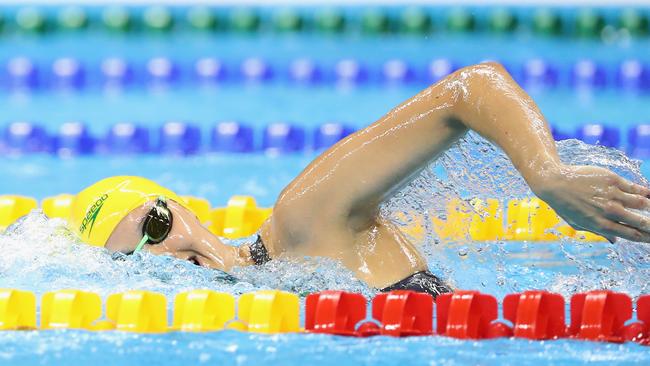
[142,198,173,244]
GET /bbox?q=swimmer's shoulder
[259,200,354,257]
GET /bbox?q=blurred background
[0,0,648,206]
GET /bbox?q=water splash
[0,212,369,298]
[381,133,650,299]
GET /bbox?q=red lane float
[371,290,433,337]
[503,290,565,340]
[633,295,650,345]
[436,291,512,339]
[305,290,434,337]
[304,290,649,345]
[568,290,632,343]
[305,291,366,336]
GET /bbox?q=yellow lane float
[7,193,606,242]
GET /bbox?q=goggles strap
[133,234,149,254]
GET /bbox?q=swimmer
[68,63,650,297]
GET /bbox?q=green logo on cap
[79,194,108,236]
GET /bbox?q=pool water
[1,5,650,366]
[2,330,649,366]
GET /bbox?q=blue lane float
[4,57,39,89]
[521,59,559,87]
[382,59,416,84]
[158,122,202,155]
[240,57,273,82]
[51,58,85,89]
[194,57,227,84]
[570,60,607,88]
[575,124,620,148]
[211,122,255,153]
[54,122,95,156]
[550,125,572,141]
[2,122,50,154]
[263,123,305,154]
[4,122,650,156]
[617,59,649,90]
[288,58,322,84]
[335,59,368,84]
[628,125,650,159]
[102,123,150,154]
[146,57,180,85]
[427,58,456,83]
[314,123,354,150]
[100,57,134,87]
[2,57,650,91]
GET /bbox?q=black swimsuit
[249,234,271,265]
[380,270,452,298]
[250,235,452,298]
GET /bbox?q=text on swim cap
[79,194,108,236]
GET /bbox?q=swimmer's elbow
[475,61,509,74]
[457,62,510,80]
[441,62,515,114]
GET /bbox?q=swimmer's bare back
[257,62,650,289]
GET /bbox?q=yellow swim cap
[68,176,189,247]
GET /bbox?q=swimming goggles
[133,196,173,254]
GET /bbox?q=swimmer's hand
[533,164,650,243]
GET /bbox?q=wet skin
[106,62,650,289]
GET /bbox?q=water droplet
[457,246,468,257]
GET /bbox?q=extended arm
[273,62,650,244]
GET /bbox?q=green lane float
[314,8,345,33]
[229,8,260,32]
[1,6,648,40]
[532,8,563,36]
[186,6,219,31]
[575,8,605,38]
[273,9,304,32]
[489,8,518,33]
[400,7,432,34]
[619,8,648,36]
[16,7,49,34]
[446,8,475,32]
[361,9,391,34]
[57,6,89,31]
[102,6,132,32]
[143,6,175,32]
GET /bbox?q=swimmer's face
[105,200,232,269]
